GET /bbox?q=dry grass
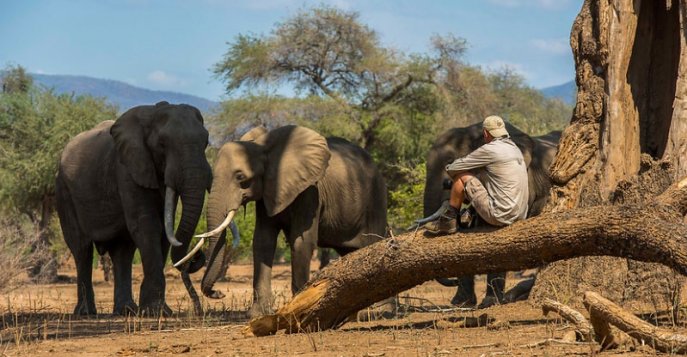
[0,223,31,293]
[0,262,684,356]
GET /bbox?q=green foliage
[1,65,33,94]
[388,163,426,232]
[0,66,118,275]
[207,6,573,255]
[0,77,117,218]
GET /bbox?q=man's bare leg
[426,172,475,235]
[449,172,475,211]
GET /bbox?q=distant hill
[29,74,218,113]
[540,80,576,105]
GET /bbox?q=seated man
[426,115,529,308]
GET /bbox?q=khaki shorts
[464,178,504,227]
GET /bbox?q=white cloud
[146,70,184,88]
[530,38,570,55]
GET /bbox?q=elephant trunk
[199,191,236,299]
[169,172,210,271]
[423,166,448,217]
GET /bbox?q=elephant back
[59,120,116,182]
[317,137,387,241]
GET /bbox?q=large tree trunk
[248,178,687,336]
[531,0,687,307]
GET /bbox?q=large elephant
[188,125,388,317]
[56,102,212,316]
[423,122,560,305]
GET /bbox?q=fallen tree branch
[541,298,593,341]
[518,338,596,349]
[583,291,687,353]
[248,178,687,336]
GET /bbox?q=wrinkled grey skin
[201,125,387,318]
[423,122,561,301]
[56,102,212,316]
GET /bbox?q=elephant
[56,101,213,316]
[183,125,388,317]
[422,122,561,306]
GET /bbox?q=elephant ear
[239,125,268,142]
[506,124,534,167]
[110,106,159,189]
[262,125,330,217]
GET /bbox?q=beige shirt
[445,137,529,225]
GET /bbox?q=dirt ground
[0,259,682,356]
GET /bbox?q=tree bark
[247,178,687,336]
[584,291,687,353]
[541,299,593,342]
[534,0,687,305]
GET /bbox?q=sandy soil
[0,259,679,356]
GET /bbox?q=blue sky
[0,0,582,101]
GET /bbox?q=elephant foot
[73,302,97,316]
[477,296,500,309]
[113,301,139,316]
[202,288,225,299]
[139,302,173,317]
[450,293,477,309]
[246,303,273,319]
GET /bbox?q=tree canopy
[0,65,117,281]
[209,5,572,236]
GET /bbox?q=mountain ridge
[17,72,574,113]
[540,80,576,105]
[31,73,219,113]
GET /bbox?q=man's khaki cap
[483,115,509,137]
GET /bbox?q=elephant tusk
[173,237,205,268]
[194,210,236,238]
[408,200,451,230]
[164,187,183,247]
[173,210,237,267]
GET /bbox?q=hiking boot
[424,205,459,235]
[424,214,458,235]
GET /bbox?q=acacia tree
[0,65,117,282]
[213,5,464,151]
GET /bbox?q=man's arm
[446,144,495,175]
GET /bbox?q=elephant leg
[109,238,138,315]
[451,276,477,308]
[56,181,97,315]
[286,187,320,295]
[249,207,280,318]
[130,221,170,316]
[478,272,506,309]
[72,242,97,315]
[288,226,318,295]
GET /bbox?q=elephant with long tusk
[56,102,212,316]
[193,125,389,318]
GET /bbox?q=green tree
[0,68,117,282]
[1,64,33,94]
[213,5,462,151]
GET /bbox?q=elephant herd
[56,101,560,318]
